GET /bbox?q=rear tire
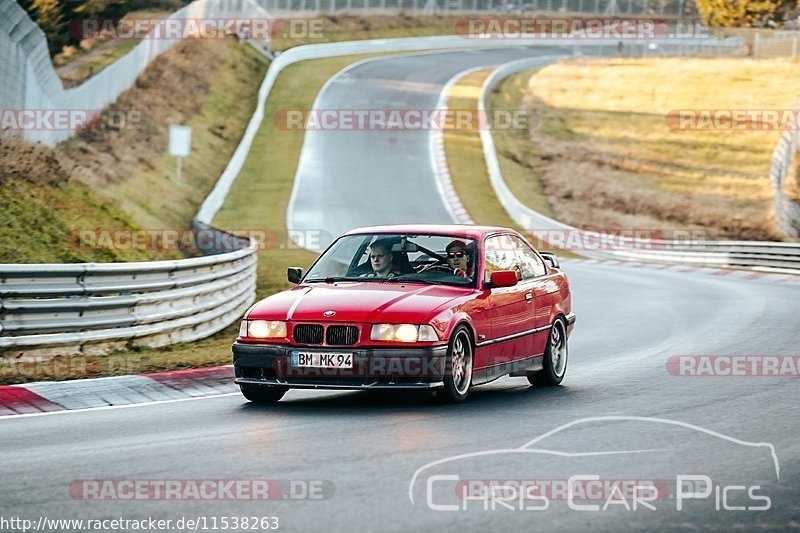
[240,384,287,404]
[439,326,474,403]
[528,318,568,386]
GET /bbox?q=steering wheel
[417,264,468,278]
[418,263,453,273]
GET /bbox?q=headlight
[370,324,439,342]
[243,320,287,338]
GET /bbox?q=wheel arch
[451,320,476,348]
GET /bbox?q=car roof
[343,224,515,239]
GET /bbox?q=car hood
[247,282,471,323]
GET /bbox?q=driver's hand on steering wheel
[417,263,468,278]
[417,263,441,273]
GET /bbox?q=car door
[482,234,531,368]
[512,236,556,357]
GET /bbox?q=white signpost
[169,125,192,186]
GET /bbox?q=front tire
[240,384,287,404]
[439,326,474,403]
[528,318,568,386]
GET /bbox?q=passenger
[361,239,398,278]
[445,240,473,278]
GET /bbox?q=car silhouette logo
[408,416,781,512]
[323,310,336,317]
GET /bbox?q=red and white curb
[561,257,800,286]
[0,366,236,417]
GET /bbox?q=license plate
[291,351,353,369]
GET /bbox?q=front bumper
[233,341,449,390]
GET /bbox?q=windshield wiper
[305,276,361,283]
[386,275,444,285]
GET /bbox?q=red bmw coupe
[233,225,575,403]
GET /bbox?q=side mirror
[287,267,304,284]
[488,270,518,289]
[540,251,559,269]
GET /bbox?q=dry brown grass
[523,57,800,241]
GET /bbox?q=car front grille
[291,324,359,345]
[293,324,324,344]
[326,325,359,346]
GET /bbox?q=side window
[484,235,523,282]
[512,236,547,280]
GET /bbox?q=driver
[445,240,472,278]
[418,239,473,278]
[361,239,398,278]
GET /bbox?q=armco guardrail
[255,0,698,17]
[477,53,800,274]
[770,127,800,239]
[0,224,257,355]
[583,240,800,273]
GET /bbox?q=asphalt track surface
[1,49,799,532]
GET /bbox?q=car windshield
[304,233,478,286]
